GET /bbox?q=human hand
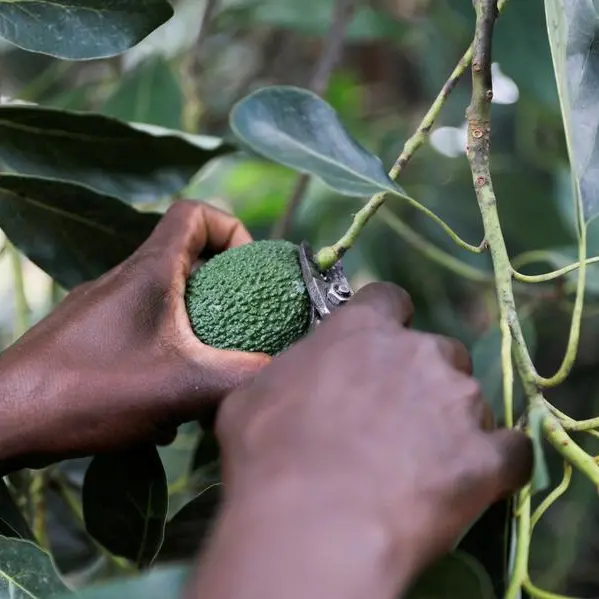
[215,282,532,584]
[0,201,270,471]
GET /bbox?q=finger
[433,335,472,375]
[140,200,252,275]
[485,429,533,499]
[339,282,414,331]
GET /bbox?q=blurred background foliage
[1,0,599,595]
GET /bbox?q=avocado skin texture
[185,240,311,355]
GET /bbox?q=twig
[30,471,49,550]
[512,250,599,283]
[271,0,356,239]
[505,487,531,599]
[314,0,512,270]
[530,461,572,530]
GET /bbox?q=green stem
[7,241,29,340]
[530,461,571,530]
[501,314,514,428]
[505,487,531,599]
[313,1,515,270]
[523,579,578,599]
[30,471,49,550]
[542,405,599,487]
[376,206,492,282]
[512,249,599,283]
[532,225,587,388]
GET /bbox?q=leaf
[0,481,34,542]
[471,318,537,426]
[230,85,408,198]
[0,104,230,204]
[0,0,174,61]
[191,431,220,472]
[159,423,201,488]
[158,423,200,518]
[82,446,168,568]
[158,484,222,563]
[0,174,159,290]
[406,551,497,599]
[0,535,69,598]
[529,405,551,495]
[52,565,189,599]
[102,56,184,130]
[544,0,599,223]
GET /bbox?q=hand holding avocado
[0,201,270,472]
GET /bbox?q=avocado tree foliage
[0,0,596,597]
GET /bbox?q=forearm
[186,475,416,599]
[0,346,68,474]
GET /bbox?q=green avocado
[185,239,312,355]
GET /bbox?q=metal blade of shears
[299,241,354,326]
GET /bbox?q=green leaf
[159,484,221,563]
[0,536,69,598]
[529,405,551,495]
[544,0,599,223]
[158,423,200,518]
[0,104,230,204]
[0,481,34,541]
[471,318,537,426]
[406,551,497,599]
[191,431,220,472]
[0,174,159,290]
[82,446,168,568]
[230,85,407,198]
[52,565,189,599]
[0,0,174,61]
[102,56,184,130]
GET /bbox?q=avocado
[185,239,311,355]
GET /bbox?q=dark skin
[0,201,532,599]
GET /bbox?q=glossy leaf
[82,446,168,568]
[102,56,184,130]
[544,0,599,223]
[0,481,34,542]
[529,405,551,495]
[0,536,69,597]
[230,86,408,198]
[0,174,159,290]
[406,551,497,599]
[0,0,173,60]
[159,484,221,563]
[53,565,189,599]
[0,104,230,204]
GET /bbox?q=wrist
[189,470,418,599]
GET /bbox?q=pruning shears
[299,241,354,326]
